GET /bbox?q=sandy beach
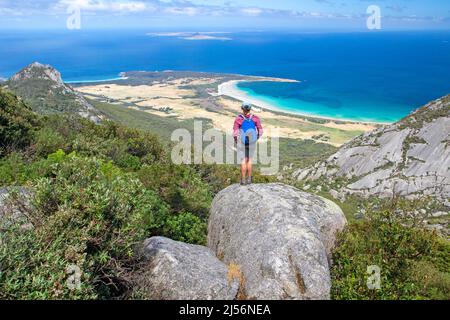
[218,80,388,125]
[75,72,377,146]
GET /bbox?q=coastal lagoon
[1,30,449,122]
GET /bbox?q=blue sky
[0,0,449,30]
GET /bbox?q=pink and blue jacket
[233,113,264,140]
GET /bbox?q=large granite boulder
[132,237,239,300]
[208,183,347,300]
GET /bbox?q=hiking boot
[240,178,246,186]
[246,176,253,185]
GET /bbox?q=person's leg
[240,158,247,185]
[246,158,253,184]
[245,142,255,184]
[240,143,250,185]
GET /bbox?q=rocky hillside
[4,62,101,122]
[294,95,450,204]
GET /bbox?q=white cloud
[0,7,24,15]
[240,7,263,17]
[0,0,447,27]
[164,6,198,16]
[57,0,148,12]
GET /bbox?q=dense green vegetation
[0,88,39,156]
[0,88,278,299]
[7,77,88,115]
[278,138,336,168]
[1,87,448,300]
[1,153,170,299]
[331,198,450,300]
[0,89,218,299]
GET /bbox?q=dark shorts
[245,143,256,159]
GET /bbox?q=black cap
[242,102,252,111]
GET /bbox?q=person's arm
[254,116,263,139]
[233,116,242,144]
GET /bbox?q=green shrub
[114,125,165,164]
[0,153,169,299]
[38,117,166,170]
[0,149,213,299]
[0,89,39,155]
[138,164,212,218]
[408,259,450,300]
[195,164,241,194]
[0,149,76,186]
[0,152,29,186]
[115,153,141,171]
[163,212,207,245]
[331,202,450,300]
[34,127,67,157]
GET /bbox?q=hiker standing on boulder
[233,102,263,185]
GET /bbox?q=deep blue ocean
[0,30,449,122]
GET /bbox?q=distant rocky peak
[6,62,102,123]
[10,62,64,85]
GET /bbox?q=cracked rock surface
[208,183,347,300]
[294,95,450,202]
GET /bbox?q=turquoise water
[0,30,449,122]
[236,81,413,123]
